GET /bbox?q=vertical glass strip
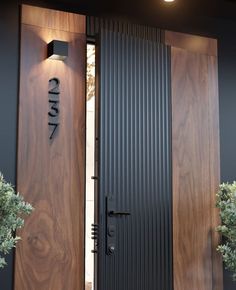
[85,43,96,290]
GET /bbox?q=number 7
[48,122,59,140]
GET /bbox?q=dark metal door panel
[98,24,172,290]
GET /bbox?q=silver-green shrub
[216,182,236,280]
[0,173,33,268]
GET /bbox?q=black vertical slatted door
[98,23,172,290]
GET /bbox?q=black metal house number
[48,78,60,140]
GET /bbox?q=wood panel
[14,7,86,290]
[165,30,217,56]
[22,4,85,33]
[208,55,223,290]
[171,45,222,290]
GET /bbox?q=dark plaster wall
[0,1,19,289]
[0,1,236,290]
[218,19,236,290]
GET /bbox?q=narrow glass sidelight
[85,43,96,290]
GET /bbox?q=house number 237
[48,77,60,140]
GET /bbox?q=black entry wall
[1,1,236,290]
[217,19,236,290]
[0,2,19,289]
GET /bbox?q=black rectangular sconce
[47,40,68,61]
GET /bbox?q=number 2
[49,78,60,95]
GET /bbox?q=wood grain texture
[165,30,217,56]
[171,47,222,290]
[208,55,223,290]
[14,18,85,290]
[22,4,85,33]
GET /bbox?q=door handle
[108,211,131,216]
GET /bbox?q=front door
[97,23,173,290]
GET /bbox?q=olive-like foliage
[0,173,33,268]
[216,182,236,281]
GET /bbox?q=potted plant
[216,182,236,280]
[0,173,33,268]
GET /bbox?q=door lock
[108,225,116,237]
[106,195,130,255]
[108,244,115,255]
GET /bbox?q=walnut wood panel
[165,30,217,56]
[14,14,85,290]
[171,47,222,290]
[208,55,223,290]
[22,4,85,33]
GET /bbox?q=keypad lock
[108,225,116,237]
[106,195,130,255]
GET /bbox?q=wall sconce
[47,40,68,61]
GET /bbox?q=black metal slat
[87,16,162,42]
